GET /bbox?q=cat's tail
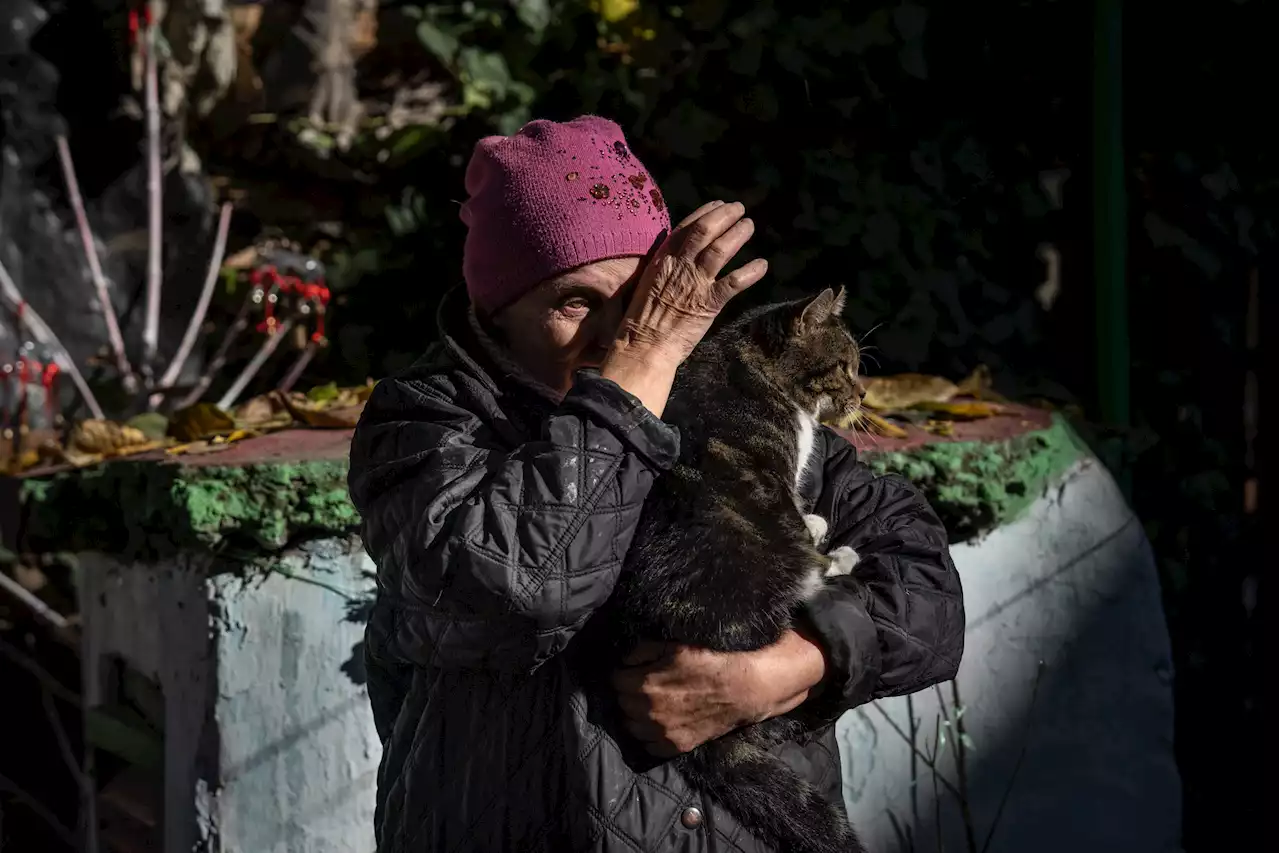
[679,729,866,853]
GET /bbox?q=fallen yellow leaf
[167,440,233,458]
[69,420,152,456]
[923,419,956,437]
[911,401,1004,420]
[169,403,238,442]
[862,374,959,411]
[7,448,42,473]
[111,439,167,458]
[61,449,104,468]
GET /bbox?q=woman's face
[490,257,643,395]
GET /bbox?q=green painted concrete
[20,457,356,559]
[860,415,1087,542]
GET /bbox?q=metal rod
[0,571,71,632]
[277,339,319,395]
[142,5,163,375]
[0,258,105,419]
[54,135,137,392]
[173,289,255,409]
[216,318,295,410]
[153,202,233,405]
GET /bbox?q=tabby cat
[603,286,868,853]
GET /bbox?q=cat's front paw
[802,514,829,547]
[825,546,859,577]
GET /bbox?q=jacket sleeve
[348,371,679,675]
[800,428,965,714]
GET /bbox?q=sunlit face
[489,257,643,395]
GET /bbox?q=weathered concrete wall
[837,458,1182,853]
[80,537,378,853]
[39,418,1177,851]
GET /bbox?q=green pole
[1093,0,1130,488]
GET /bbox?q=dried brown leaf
[282,384,371,428]
[168,403,238,442]
[923,419,956,437]
[911,401,1004,420]
[862,374,959,410]
[234,393,295,432]
[69,419,152,455]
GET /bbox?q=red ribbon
[127,3,153,48]
[249,265,331,341]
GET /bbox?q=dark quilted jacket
[348,292,965,853]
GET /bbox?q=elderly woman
[349,116,964,852]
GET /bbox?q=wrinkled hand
[613,200,767,365]
[611,630,828,758]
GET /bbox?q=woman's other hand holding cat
[612,628,829,757]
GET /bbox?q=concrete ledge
[15,406,1082,559]
[852,413,1086,542]
[18,430,356,558]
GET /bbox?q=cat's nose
[854,378,868,400]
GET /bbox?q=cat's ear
[830,285,847,317]
[796,288,837,335]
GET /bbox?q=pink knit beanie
[460,116,671,314]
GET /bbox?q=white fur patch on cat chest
[794,410,820,493]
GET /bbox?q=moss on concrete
[19,457,357,559]
[15,416,1084,559]
[860,414,1086,542]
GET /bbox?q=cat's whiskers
[848,408,882,449]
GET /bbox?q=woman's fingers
[712,258,768,303]
[670,201,747,257]
[611,199,761,365]
[674,199,727,231]
[696,216,755,276]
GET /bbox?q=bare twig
[216,317,296,410]
[928,715,942,853]
[0,571,71,632]
[152,202,233,407]
[868,702,964,801]
[979,662,1046,853]
[0,769,78,849]
[936,683,978,853]
[907,692,921,833]
[0,258,105,419]
[142,5,163,376]
[886,810,915,853]
[174,289,256,409]
[54,135,136,392]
